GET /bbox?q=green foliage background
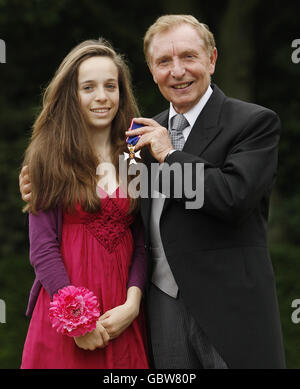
[0,0,300,369]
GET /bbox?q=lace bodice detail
[63,187,134,253]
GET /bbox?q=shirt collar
[168,85,213,130]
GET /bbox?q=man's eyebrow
[155,55,171,63]
[154,49,199,63]
[180,49,199,56]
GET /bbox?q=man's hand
[125,117,174,163]
[19,165,31,202]
[73,320,110,351]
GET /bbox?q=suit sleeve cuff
[164,149,177,162]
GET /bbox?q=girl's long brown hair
[23,38,140,214]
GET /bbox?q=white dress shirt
[168,85,213,142]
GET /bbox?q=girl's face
[77,56,120,132]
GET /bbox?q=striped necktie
[170,114,189,151]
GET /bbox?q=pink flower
[49,285,100,337]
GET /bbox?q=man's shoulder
[219,94,281,136]
[216,87,278,121]
[226,96,277,117]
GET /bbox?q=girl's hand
[99,303,138,340]
[73,320,110,351]
[99,286,142,339]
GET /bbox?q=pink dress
[21,187,149,369]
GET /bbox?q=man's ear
[209,47,218,76]
[148,63,158,84]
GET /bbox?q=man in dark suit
[127,15,285,369]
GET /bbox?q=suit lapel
[154,109,169,130]
[182,84,225,156]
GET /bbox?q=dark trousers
[147,283,228,369]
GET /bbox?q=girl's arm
[127,214,147,293]
[29,206,70,297]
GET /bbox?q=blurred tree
[216,0,259,101]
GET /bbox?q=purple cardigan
[26,206,147,316]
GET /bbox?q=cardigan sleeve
[127,213,147,294]
[29,206,70,297]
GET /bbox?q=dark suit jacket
[140,84,285,369]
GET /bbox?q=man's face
[148,24,217,114]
